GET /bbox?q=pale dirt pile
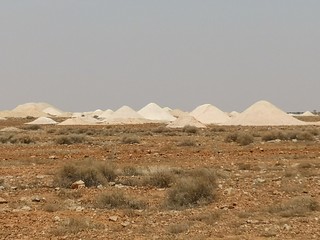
[99,109,114,119]
[11,102,52,117]
[25,117,57,125]
[167,115,206,128]
[223,100,307,126]
[228,111,240,118]
[168,109,189,118]
[101,106,151,125]
[42,107,63,116]
[58,117,99,126]
[301,111,315,116]
[0,102,64,118]
[0,117,6,120]
[190,104,230,124]
[138,103,176,122]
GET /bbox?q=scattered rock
[0,197,8,204]
[21,206,32,211]
[109,216,118,222]
[75,206,84,212]
[31,196,41,202]
[49,155,58,160]
[109,182,116,186]
[121,221,130,227]
[262,226,278,237]
[71,180,85,189]
[283,224,291,231]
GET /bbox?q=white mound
[42,107,63,116]
[223,100,307,126]
[58,116,99,125]
[111,106,144,119]
[26,117,57,125]
[100,106,152,125]
[167,115,206,128]
[301,111,315,117]
[169,109,189,118]
[138,103,176,122]
[229,111,240,118]
[11,102,52,117]
[190,104,230,124]
[0,117,6,120]
[99,109,114,119]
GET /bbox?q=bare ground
[1,118,320,239]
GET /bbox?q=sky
[0,0,319,112]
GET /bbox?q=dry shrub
[43,202,62,212]
[167,222,190,234]
[262,130,314,141]
[96,191,146,210]
[0,134,35,144]
[55,134,86,145]
[121,135,140,144]
[182,125,198,134]
[165,168,217,209]
[146,171,174,188]
[52,217,103,236]
[54,159,117,188]
[268,196,319,217]
[262,131,287,141]
[23,124,41,131]
[177,138,197,147]
[225,132,253,146]
[123,166,142,176]
[152,126,171,134]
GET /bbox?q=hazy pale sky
[0,1,319,112]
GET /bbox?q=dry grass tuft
[54,159,117,188]
[96,191,146,210]
[268,196,319,217]
[165,168,217,209]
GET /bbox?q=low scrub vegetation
[182,125,198,134]
[0,133,35,144]
[145,171,174,188]
[177,138,197,147]
[225,132,254,146]
[268,196,319,217]
[55,134,86,145]
[121,135,140,144]
[165,168,217,209]
[54,159,117,188]
[262,130,314,141]
[52,217,103,236]
[96,191,146,209]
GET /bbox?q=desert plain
[0,103,320,239]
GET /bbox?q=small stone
[0,186,4,190]
[75,206,84,212]
[121,221,130,227]
[109,216,118,222]
[97,184,104,189]
[283,224,291,231]
[31,196,41,202]
[109,182,116,186]
[11,186,17,190]
[49,155,58,160]
[21,206,31,211]
[0,197,8,204]
[54,216,61,222]
[71,180,85,189]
